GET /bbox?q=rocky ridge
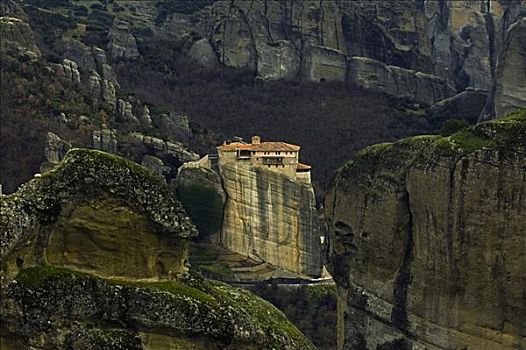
[0,148,315,350]
[325,109,526,350]
[172,0,525,107]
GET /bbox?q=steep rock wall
[326,110,526,350]
[220,162,322,277]
[193,0,524,95]
[0,148,315,350]
[482,17,526,120]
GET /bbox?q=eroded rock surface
[326,110,526,350]
[0,148,315,350]
[492,17,526,119]
[220,161,322,277]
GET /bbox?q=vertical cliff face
[326,110,526,350]
[183,0,524,104]
[481,17,526,120]
[219,161,322,277]
[0,149,316,350]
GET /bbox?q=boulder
[52,58,81,84]
[116,98,138,123]
[129,133,199,164]
[431,89,489,123]
[140,105,152,125]
[107,20,140,60]
[92,128,117,153]
[141,154,165,176]
[188,38,219,68]
[63,38,96,71]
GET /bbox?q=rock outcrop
[483,17,526,120]
[0,148,315,350]
[0,149,196,276]
[326,109,526,350]
[148,0,523,106]
[107,20,140,60]
[219,161,322,277]
[52,58,81,84]
[44,132,71,164]
[0,15,40,55]
[430,89,489,123]
[128,132,199,164]
[348,57,456,105]
[302,46,348,83]
[92,128,117,153]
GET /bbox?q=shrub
[440,119,469,136]
[72,5,88,16]
[177,184,223,238]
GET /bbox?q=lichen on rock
[326,109,526,350]
[1,148,197,272]
[0,148,315,349]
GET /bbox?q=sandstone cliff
[176,156,322,277]
[0,149,315,349]
[167,0,524,105]
[220,161,322,277]
[326,109,526,350]
[481,16,526,120]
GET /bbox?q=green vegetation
[177,183,223,238]
[447,129,495,151]
[0,50,112,192]
[440,118,469,136]
[117,54,437,197]
[193,278,312,348]
[50,148,166,187]
[14,266,314,348]
[16,265,91,287]
[498,107,526,122]
[112,279,217,306]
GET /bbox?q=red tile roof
[296,162,311,171]
[218,141,301,152]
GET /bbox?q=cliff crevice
[326,109,526,349]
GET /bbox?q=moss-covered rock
[1,148,197,270]
[1,266,315,349]
[0,148,314,349]
[326,109,526,350]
